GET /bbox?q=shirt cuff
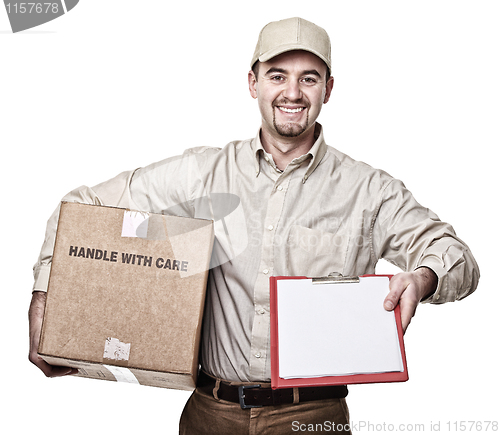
[416,256,448,304]
[32,264,51,293]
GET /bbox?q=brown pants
[179,384,351,434]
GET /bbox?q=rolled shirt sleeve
[372,179,480,304]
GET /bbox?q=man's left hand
[383,267,438,334]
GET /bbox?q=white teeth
[279,107,304,113]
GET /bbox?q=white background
[1,1,498,434]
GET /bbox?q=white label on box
[103,337,131,361]
[121,210,149,238]
[104,365,140,384]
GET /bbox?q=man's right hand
[28,291,78,377]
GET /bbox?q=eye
[270,75,285,82]
[301,76,317,84]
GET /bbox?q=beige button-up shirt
[33,124,479,382]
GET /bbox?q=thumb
[384,275,409,311]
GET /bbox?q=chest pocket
[286,225,349,277]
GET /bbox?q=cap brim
[253,44,331,73]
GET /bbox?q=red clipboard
[269,274,408,389]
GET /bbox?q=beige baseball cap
[251,17,331,73]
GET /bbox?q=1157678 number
[447,421,498,431]
[5,3,59,14]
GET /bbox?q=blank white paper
[277,276,404,379]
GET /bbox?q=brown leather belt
[197,371,348,409]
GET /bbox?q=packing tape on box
[102,337,140,384]
[121,210,149,238]
[103,365,140,384]
[103,337,131,361]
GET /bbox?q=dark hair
[251,61,260,79]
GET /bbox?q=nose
[282,80,302,101]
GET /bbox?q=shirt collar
[252,123,327,183]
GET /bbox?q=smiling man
[249,49,334,169]
[30,17,479,435]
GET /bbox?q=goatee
[273,111,309,137]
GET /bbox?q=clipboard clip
[312,272,360,284]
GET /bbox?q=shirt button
[258,308,266,315]
[267,225,274,231]
[263,269,269,274]
[277,185,283,191]
[255,352,262,358]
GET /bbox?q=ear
[323,76,334,104]
[248,70,258,99]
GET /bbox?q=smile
[277,107,305,113]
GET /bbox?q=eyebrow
[264,67,287,76]
[264,67,322,78]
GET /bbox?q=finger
[389,302,410,335]
[399,294,419,334]
[30,353,77,377]
[397,280,421,333]
[47,366,79,377]
[384,274,409,311]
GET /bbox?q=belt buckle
[238,384,262,409]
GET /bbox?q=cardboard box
[39,202,214,390]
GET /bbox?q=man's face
[248,50,333,140]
